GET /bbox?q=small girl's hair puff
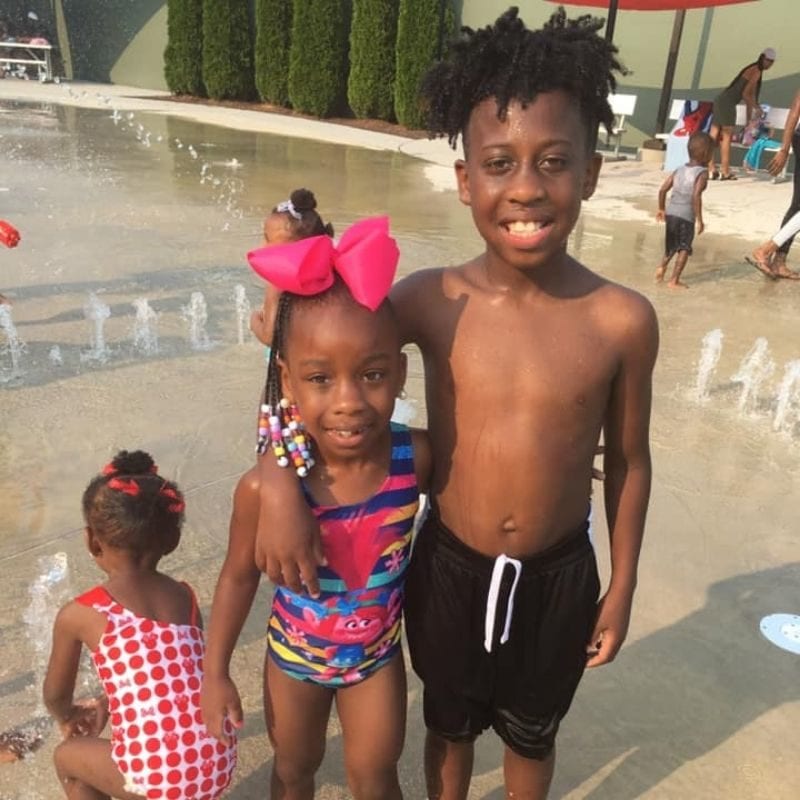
[420,6,626,151]
[274,188,335,239]
[82,450,184,557]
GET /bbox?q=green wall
[60,0,167,88]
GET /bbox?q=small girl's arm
[42,603,87,736]
[249,285,279,346]
[201,472,263,744]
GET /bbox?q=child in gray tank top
[655,132,714,289]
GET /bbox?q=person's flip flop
[745,255,778,280]
[720,173,738,181]
[774,268,800,280]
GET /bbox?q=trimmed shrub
[255,0,292,106]
[202,0,255,100]
[164,0,205,96]
[288,0,349,117]
[348,0,399,121]
[394,0,450,128]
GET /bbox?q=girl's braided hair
[420,6,626,152]
[82,450,184,557]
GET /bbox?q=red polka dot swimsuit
[76,585,237,800]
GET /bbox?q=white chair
[605,93,638,159]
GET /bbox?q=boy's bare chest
[432,307,616,403]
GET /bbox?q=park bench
[0,41,55,82]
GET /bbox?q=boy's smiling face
[455,91,602,276]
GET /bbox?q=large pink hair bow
[247,216,398,312]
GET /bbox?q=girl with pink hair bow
[202,217,432,799]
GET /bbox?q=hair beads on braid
[256,293,315,476]
[420,6,626,152]
[82,450,185,556]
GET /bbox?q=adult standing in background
[747,89,800,279]
[708,48,776,181]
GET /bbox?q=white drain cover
[760,614,800,654]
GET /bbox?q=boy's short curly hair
[420,6,626,152]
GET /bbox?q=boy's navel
[501,516,518,534]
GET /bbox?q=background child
[254,8,658,800]
[43,450,237,800]
[201,218,432,800]
[655,131,713,289]
[248,188,334,347]
[741,105,778,172]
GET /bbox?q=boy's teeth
[507,221,542,234]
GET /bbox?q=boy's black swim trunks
[404,506,600,760]
[665,214,696,256]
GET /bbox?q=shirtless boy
[254,8,658,799]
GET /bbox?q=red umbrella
[547,0,759,136]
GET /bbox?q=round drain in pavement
[760,614,800,654]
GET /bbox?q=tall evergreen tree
[255,0,292,106]
[202,0,255,100]
[394,0,449,128]
[348,0,398,121]
[288,0,349,117]
[164,0,205,96]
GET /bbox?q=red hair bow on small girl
[159,484,185,514]
[107,478,140,497]
[247,216,399,311]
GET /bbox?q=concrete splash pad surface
[1,83,799,799]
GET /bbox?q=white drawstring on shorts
[483,554,523,653]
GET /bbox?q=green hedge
[164,0,205,96]
[255,0,292,106]
[348,0,399,121]
[288,0,349,117]
[395,0,450,128]
[202,0,255,100]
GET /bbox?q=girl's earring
[398,388,407,400]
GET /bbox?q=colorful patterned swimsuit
[267,423,418,687]
[76,585,237,800]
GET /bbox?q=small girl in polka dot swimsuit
[43,450,237,800]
